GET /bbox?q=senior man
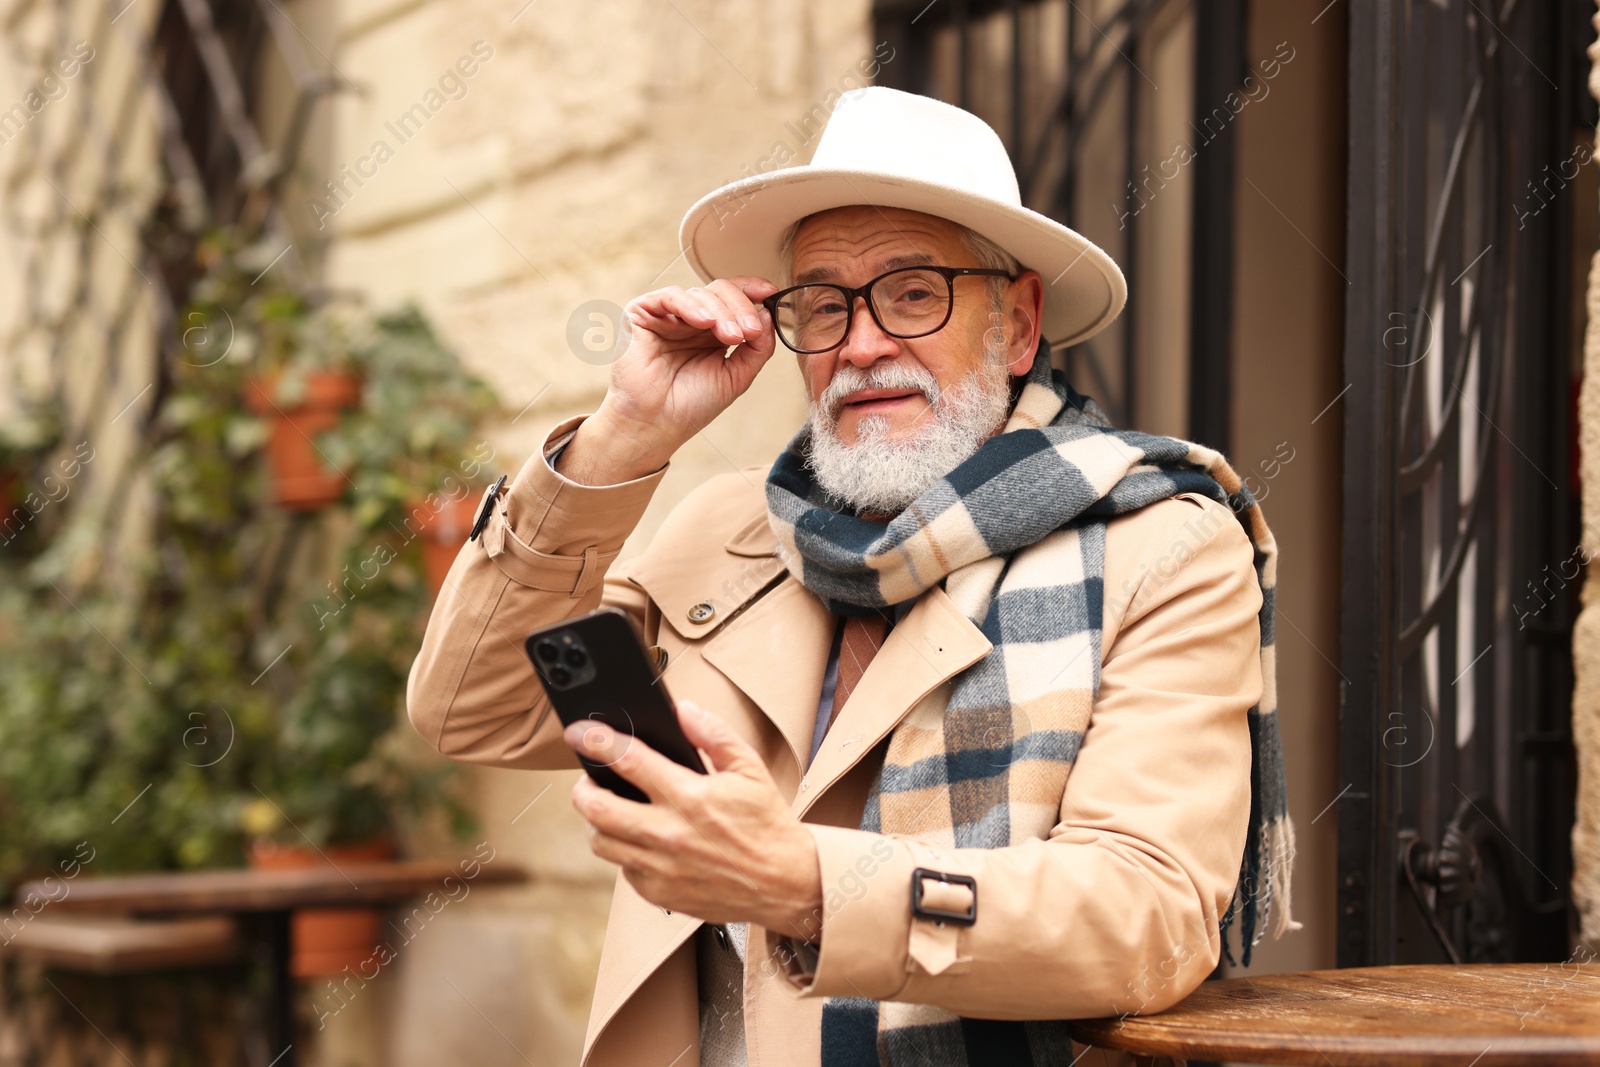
[408,86,1298,1067]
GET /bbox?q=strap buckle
[468,474,508,542]
[910,867,977,926]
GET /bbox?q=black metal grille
[1338,0,1587,967]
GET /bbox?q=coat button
[687,602,716,624]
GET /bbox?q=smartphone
[524,608,706,803]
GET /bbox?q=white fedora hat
[678,86,1126,348]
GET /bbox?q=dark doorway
[1337,0,1591,966]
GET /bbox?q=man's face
[788,206,1042,447]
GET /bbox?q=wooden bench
[14,859,531,1067]
[0,914,239,974]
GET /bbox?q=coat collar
[628,499,787,643]
[701,571,991,813]
[588,491,992,1064]
[628,491,992,801]
[788,584,990,816]
[701,578,833,775]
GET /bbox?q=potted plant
[0,235,489,981]
[242,296,365,511]
[319,305,500,599]
[239,302,494,974]
[414,497,482,596]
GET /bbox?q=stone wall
[309,2,877,1063]
[0,0,165,585]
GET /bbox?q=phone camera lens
[549,665,572,686]
[565,647,588,668]
[535,639,560,663]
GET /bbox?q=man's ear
[1011,334,1050,380]
[1005,270,1045,376]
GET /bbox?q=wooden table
[1073,964,1600,1066]
[16,860,529,1067]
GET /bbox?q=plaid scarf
[766,358,1297,1066]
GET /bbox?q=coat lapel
[700,576,991,806]
[701,577,834,778]
[630,508,839,785]
[794,585,990,818]
[588,499,991,1066]
[582,875,700,1065]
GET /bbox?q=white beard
[804,344,1014,515]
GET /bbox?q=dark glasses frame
[760,265,1017,355]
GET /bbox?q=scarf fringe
[1268,814,1302,938]
[1224,813,1302,968]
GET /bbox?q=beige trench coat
[407,415,1264,1067]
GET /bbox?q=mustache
[815,362,941,423]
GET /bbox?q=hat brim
[678,168,1127,348]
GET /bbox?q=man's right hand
[555,276,780,485]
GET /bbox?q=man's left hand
[565,699,823,941]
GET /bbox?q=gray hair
[777,213,1022,310]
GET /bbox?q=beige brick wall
[0,0,167,592]
[310,3,877,1063]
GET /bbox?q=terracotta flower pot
[245,371,363,511]
[407,493,482,598]
[248,837,392,978]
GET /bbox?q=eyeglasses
[761,265,1017,355]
